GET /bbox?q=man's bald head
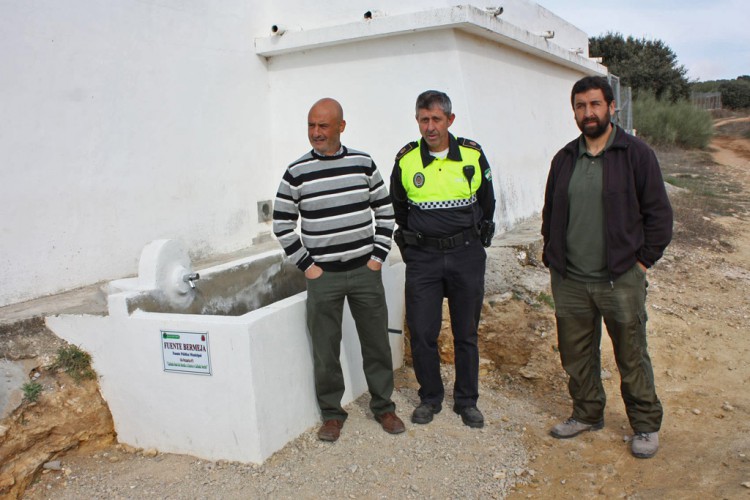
[310,98,344,122]
[308,98,346,156]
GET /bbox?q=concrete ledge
[254,4,605,75]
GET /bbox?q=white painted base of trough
[46,241,405,464]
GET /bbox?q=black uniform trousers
[404,239,486,408]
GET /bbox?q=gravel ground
[25,365,536,499]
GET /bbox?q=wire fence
[690,92,722,110]
[607,74,633,134]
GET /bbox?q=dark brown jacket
[542,126,673,281]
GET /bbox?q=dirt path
[12,122,750,499]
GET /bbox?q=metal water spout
[183,272,200,289]
[131,239,200,309]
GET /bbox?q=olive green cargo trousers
[550,265,662,433]
[305,264,396,422]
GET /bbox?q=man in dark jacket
[541,76,672,459]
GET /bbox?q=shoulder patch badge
[458,137,482,151]
[413,172,425,188]
[484,169,493,181]
[396,141,418,161]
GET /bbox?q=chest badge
[413,172,425,188]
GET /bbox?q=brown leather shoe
[375,411,406,434]
[317,419,344,442]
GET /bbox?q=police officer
[390,90,496,428]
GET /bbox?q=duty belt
[401,228,478,250]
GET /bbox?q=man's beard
[577,112,611,139]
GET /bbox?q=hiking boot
[631,432,659,458]
[411,402,442,424]
[453,404,485,428]
[549,418,604,439]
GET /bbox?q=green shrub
[633,93,713,148]
[50,345,96,383]
[719,79,750,109]
[22,381,43,402]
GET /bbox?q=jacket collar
[564,125,629,157]
[419,134,462,167]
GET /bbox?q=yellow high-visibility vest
[399,140,483,209]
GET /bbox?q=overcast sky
[538,0,749,82]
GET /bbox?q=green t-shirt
[565,131,616,282]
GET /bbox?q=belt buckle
[438,236,452,250]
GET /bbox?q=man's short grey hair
[416,90,452,116]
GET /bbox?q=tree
[718,79,750,109]
[589,33,690,102]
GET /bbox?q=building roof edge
[254,4,606,75]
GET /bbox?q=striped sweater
[272,146,395,272]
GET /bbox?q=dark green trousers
[305,264,395,421]
[550,265,662,433]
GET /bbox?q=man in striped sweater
[272,98,405,442]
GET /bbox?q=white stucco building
[0,1,605,308]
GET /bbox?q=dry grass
[656,145,746,250]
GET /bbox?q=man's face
[573,88,615,139]
[308,102,345,156]
[417,105,455,152]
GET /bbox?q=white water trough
[46,240,405,464]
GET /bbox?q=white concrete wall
[0,1,273,307]
[454,31,585,227]
[266,30,465,190]
[0,1,599,307]
[265,24,592,233]
[499,0,591,56]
